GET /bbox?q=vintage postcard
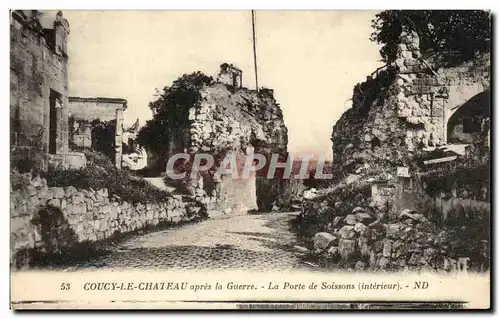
[9,10,491,310]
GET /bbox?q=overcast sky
[58,11,383,158]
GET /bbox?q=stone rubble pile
[303,194,478,272]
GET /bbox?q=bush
[371,10,491,64]
[83,150,115,170]
[43,164,171,204]
[10,170,32,191]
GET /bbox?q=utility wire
[251,10,259,92]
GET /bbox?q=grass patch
[40,151,172,204]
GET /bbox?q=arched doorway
[446,91,490,144]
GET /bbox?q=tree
[137,72,214,155]
[370,10,491,64]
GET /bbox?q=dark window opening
[371,136,381,151]
[10,70,20,147]
[407,122,426,130]
[463,117,482,133]
[49,89,61,154]
[232,74,238,87]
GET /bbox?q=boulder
[369,196,388,212]
[355,261,367,271]
[391,240,405,259]
[313,232,337,252]
[303,188,319,200]
[326,246,339,258]
[35,186,48,199]
[358,236,371,258]
[369,250,377,268]
[72,193,84,205]
[355,212,374,224]
[332,216,344,228]
[344,214,357,225]
[378,257,390,270]
[294,245,309,254]
[11,217,27,234]
[339,225,356,239]
[368,218,383,229]
[354,194,364,204]
[47,198,61,209]
[403,218,415,226]
[334,201,342,210]
[401,226,414,240]
[385,223,403,239]
[53,187,65,199]
[26,185,38,198]
[408,252,421,265]
[399,209,427,222]
[423,247,437,263]
[354,222,370,237]
[382,239,393,257]
[97,188,109,198]
[31,175,44,188]
[351,206,366,214]
[338,239,357,261]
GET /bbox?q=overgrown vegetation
[370,10,491,64]
[421,161,490,200]
[43,165,170,204]
[82,149,115,169]
[11,151,171,204]
[137,72,214,155]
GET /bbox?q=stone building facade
[10,10,85,170]
[67,97,127,169]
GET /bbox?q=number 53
[60,283,71,290]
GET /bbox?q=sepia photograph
[8,8,491,310]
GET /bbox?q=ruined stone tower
[217,63,243,89]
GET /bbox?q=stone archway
[442,81,489,143]
[446,91,490,144]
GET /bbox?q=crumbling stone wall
[331,28,490,178]
[68,97,127,169]
[185,81,288,213]
[217,63,243,89]
[10,172,204,267]
[10,10,83,170]
[68,97,127,123]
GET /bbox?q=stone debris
[301,190,482,272]
[344,214,357,225]
[338,238,357,261]
[313,232,337,252]
[293,245,309,254]
[338,225,356,239]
